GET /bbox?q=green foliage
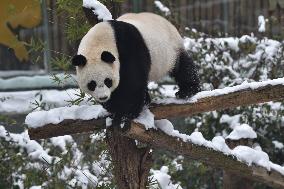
[51,55,72,72]
[25,37,46,64]
[56,0,91,43]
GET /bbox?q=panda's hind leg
[171,50,201,99]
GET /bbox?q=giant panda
[72,12,200,122]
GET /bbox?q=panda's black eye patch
[104,78,112,88]
[72,54,87,67]
[87,80,97,91]
[101,51,116,63]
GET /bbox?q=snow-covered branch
[151,78,284,119]
[125,122,284,189]
[27,78,284,139]
[25,78,284,188]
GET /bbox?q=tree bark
[106,126,153,189]
[223,173,253,189]
[151,84,284,119]
[125,123,284,189]
[223,137,254,189]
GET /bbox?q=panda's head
[72,23,120,103]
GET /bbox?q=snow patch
[134,108,155,130]
[272,140,284,149]
[0,126,54,163]
[151,166,182,189]
[226,124,257,140]
[232,146,270,168]
[152,119,284,176]
[0,74,76,91]
[83,0,112,21]
[220,114,241,129]
[258,15,266,33]
[154,78,284,104]
[25,105,108,128]
[50,135,74,153]
[0,89,92,114]
[154,1,171,16]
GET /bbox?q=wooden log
[125,123,284,189]
[106,126,153,189]
[28,118,106,139]
[223,130,255,189]
[28,83,284,139]
[151,84,284,119]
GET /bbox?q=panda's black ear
[101,51,116,63]
[72,54,87,67]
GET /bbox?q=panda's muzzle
[99,96,108,101]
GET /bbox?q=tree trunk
[223,138,254,189]
[106,126,153,189]
[223,172,253,189]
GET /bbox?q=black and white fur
[72,12,200,121]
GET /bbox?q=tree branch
[125,123,284,189]
[28,118,105,139]
[151,84,284,119]
[28,82,284,139]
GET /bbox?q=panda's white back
[117,12,184,81]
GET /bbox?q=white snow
[0,88,92,114]
[159,85,178,97]
[105,117,113,127]
[150,166,182,189]
[83,0,112,21]
[232,146,270,168]
[25,105,109,128]
[0,126,54,164]
[272,140,284,149]
[0,74,77,91]
[0,74,76,91]
[148,81,158,90]
[155,119,191,142]
[226,124,257,140]
[258,15,266,33]
[29,186,42,189]
[50,135,74,153]
[220,114,241,129]
[154,1,171,16]
[211,136,231,154]
[152,119,284,175]
[134,108,155,130]
[154,77,284,104]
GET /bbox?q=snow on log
[27,78,284,139]
[151,78,284,119]
[26,105,108,139]
[125,122,284,189]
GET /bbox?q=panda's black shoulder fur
[102,20,151,122]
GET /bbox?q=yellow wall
[0,0,42,62]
